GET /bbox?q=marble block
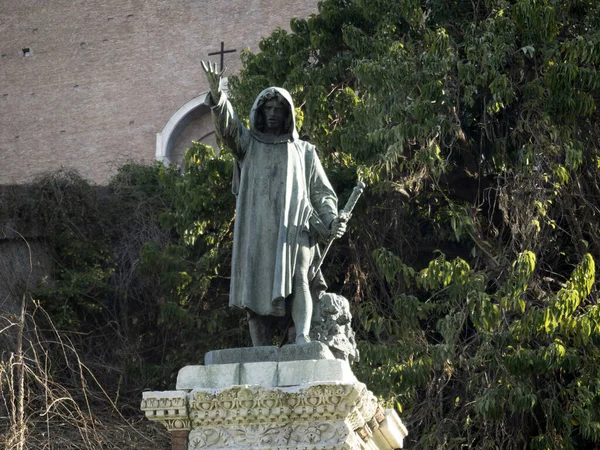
[176,363,240,390]
[239,361,278,386]
[204,342,335,365]
[277,359,357,386]
[175,359,356,390]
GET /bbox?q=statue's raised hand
[201,60,224,102]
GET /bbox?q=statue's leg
[247,311,273,346]
[292,233,312,345]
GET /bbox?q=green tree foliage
[229,0,600,448]
[29,171,117,331]
[134,143,248,380]
[108,147,249,386]
[13,168,178,388]
[7,146,248,393]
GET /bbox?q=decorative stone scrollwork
[345,384,379,434]
[188,422,352,449]
[163,418,192,431]
[188,383,372,429]
[141,395,186,409]
[141,391,191,431]
[142,382,407,449]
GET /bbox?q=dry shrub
[0,295,169,450]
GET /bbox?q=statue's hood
[249,87,299,143]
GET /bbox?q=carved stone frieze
[187,421,357,449]
[142,382,408,449]
[345,384,379,434]
[141,391,191,431]
[188,383,375,430]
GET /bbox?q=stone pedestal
[141,345,408,449]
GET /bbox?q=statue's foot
[295,334,311,345]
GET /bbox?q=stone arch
[155,89,221,166]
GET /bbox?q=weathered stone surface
[205,346,276,365]
[176,364,240,390]
[277,359,356,387]
[140,390,190,432]
[142,382,408,449]
[239,361,278,386]
[379,409,409,449]
[187,421,356,449]
[204,342,335,365]
[311,293,359,363]
[278,341,336,362]
[176,358,355,390]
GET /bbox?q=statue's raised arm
[201,60,249,160]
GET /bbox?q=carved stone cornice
[141,391,190,432]
[188,383,377,430]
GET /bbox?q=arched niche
[156,81,227,166]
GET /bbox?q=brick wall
[0,0,318,185]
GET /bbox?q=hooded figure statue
[201,61,346,346]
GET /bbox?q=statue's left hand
[331,213,349,239]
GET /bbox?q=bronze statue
[201,61,347,346]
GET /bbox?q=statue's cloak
[207,87,338,316]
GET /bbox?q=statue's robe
[207,87,338,317]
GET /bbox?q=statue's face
[262,98,287,135]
